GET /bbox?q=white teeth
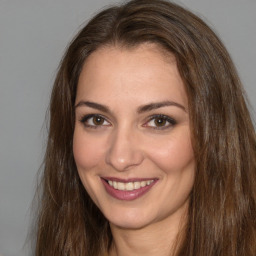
[113,181,118,189]
[134,182,140,189]
[117,182,125,190]
[126,182,134,191]
[107,179,154,191]
[140,181,146,187]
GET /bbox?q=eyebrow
[75,101,110,113]
[75,100,186,113]
[137,100,186,113]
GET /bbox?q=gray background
[0,0,255,255]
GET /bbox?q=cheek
[145,129,194,173]
[73,129,106,205]
[73,129,104,170]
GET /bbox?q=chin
[109,216,153,230]
[103,206,158,230]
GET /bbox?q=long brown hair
[35,0,256,255]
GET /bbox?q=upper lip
[102,177,158,182]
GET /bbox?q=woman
[35,0,256,255]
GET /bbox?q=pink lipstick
[101,177,158,201]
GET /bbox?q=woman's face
[73,44,195,229]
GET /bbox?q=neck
[108,208,187,256]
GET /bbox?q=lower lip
[101,179,157,201]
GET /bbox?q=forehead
[76,43,187,108]
[83,43,176,72]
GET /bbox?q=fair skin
[73,44,195,256]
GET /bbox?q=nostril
[105,131,144,171]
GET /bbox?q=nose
[105,127,144,172]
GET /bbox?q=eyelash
[79,114,177,130]
[144,114,177,130]
[79,114,110,129]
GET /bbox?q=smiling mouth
[101,178,158,201]
[107,180,154,191]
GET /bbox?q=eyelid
[79,113,176,130]
[79,114,111,128]
[143,114,177,129]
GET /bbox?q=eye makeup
[79,114,111,129]
[79,113,177,131]
[143,114,177,130]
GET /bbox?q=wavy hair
[35,0,256,255]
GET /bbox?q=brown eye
[154,117,167,127]
[80,114,110,128]
[93,116,104,125]
[144,114,176,130]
